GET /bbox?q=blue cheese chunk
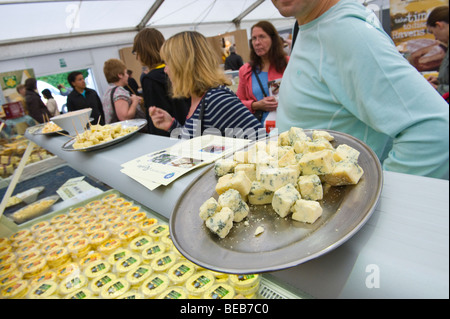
[333,144,360,163]
[214,159,237,177]
[291,199,323,223]
[288,127,310,145]
[215,171,252,198]
[205,207,234,239]
[199,197,221,221]
[234,164,256,181]
[248,181,274,205]
[312,130,334,142]
[272,183,301,218]
[218,189,249,222]
[298,149,335,175]
[321,160,364,186]
[278,148,297,167]
[259,167,298,192]
[298,174,323,201]
[304,139,334,153]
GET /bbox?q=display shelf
[23,130,449,298]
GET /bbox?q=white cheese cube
[333,144,360,162]
[278,131,290,146]
[291,199,322,224]
[248,181,274,205]
[214,159,237,177]
[321,160,364,186]
[205,207,234,239]
[218,189,249,222]
[271,183,301,218]
[215,171,252,197]
[235,163,256,181]
[199,197,221,221]
[293,140,308,154]
[233,150,248,163]
[266,141,279,158]
[259,167,298,192]
[312,130,334,142]
[255,160,278,180]
[278,148,297,167]
[304,139,334,153]
[288,127,310,145]
[215,174,233,195]
[298,175,323,201]
[298,149,335,175]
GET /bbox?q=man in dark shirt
[224,46,244,71]
[66,71,105,125]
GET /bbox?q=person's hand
[427,75,439,89]
[130,94,142,105]
[149,106,173,131]
[252,96,278,112]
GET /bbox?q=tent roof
[0,0,291,45]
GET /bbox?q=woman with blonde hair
[133,27,189,135]
[149,31,263,139]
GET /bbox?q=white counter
[25,131,449,299]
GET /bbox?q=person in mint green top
[271,0,449,179]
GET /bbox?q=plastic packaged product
[58,224,79,237]
[28,270,57,288]
[27,280,59,299]
[90,272,116,295]
[59,274,88,296]
[61,230,84,245]
[127,212,147,225]
[16,242,40,256]
[30,220,50,232]
[0,269,23,288]
[109,197,125,208]
[167,261,197,285]
[73,212,92,224]
[21,257,48,279]
[150,252,177,273]
[107,248,132,265]
[84,260,111,279]
[50,213,68,224]
[102,193,118,204]
[103,214,123,227]
[85,222,107,235]
[91,204,110,217]
[65,288,94,299]
[40,240,63,257]
[160,233,174,247]
[157,286,188,299]
[54,219,75,230]
[11,236,34,249]
[125,265,153,289]
[123,206,140,217]
[100,278,130,299]
[138,218,158,233]
[0,280,29,299]
[119,290,144,299]
[9,229,32,242]
[185,271,216,298]
[97,209,117,221]
[78,217,98,229]
[228,274,260,289]
[109,221,129,237]
[114,254,142,276]
[79,252,103,269]
[117,201,133,211]
[17,250,41,267]
[88,230,110,248]
[118,226,141,244]
[68,206,87,217]
[85,200,103,211]
[0,263,17,278]
[36,233,60,246]
[34,225,55,239]
[55,262,80,281]
[203,283,236,299]
[210,271,229,283]
[141,242,167,263]
[148,224,169,240]
[67,238,91,261]
[0,245,13,256]
[97,238,122,256]
[45,247,71,268]
[0,253,16,267]
[129,235,153,253]
[140,273,170,299]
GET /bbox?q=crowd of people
[19,1,448,179]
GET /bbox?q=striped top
[169,86,265,140]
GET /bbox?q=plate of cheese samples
[170,128,383,274]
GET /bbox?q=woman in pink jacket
[236,20,289,126]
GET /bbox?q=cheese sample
[333,144,360,162]
[298,149,335,175]
[199,197,221,221]
[215,171,252,198]
[234,163,256,181]
[321,160,364,186]
[214,159,237,177]
[278,148,297,167]
[291,199,323,223]
[304,139,334,153]
[259,167,298,192]
[312,130,334,141]
[205,207,234,238]
[272,183,301,218]
[298,174,323,201]
[248,181,274,205]
[288,127,310,145]
[218,189,249,222]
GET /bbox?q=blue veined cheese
[291,199,323,223]
[214,159,237,177]
[278,148,297,167]
[298,149,335,175]
[266,141,279,158]
[199,197,221,221]
[312,130,335,142]
[234,163,256,181]
[288,127,310,145]
[233,150,248,163]
[259,167,298,192]
[298,174,323,201]
[248,181,274,205]
[320,160,364,186]
[215,171,252,198]
[304,139,334,153]
[278,131,290,146]
[248,150,274,165]
[272,183,301,218]
[218,189,249,222]
[333,144,360,163]
[205,207,234,238]
[255,159,278,180]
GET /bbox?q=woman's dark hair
[427,5,449,26]
[67,71,83,88]
[249,20,287,73]
[24,77,37,91]
[41,89,53,99]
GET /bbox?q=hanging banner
[390,0,448,71]
[0,68,35,103]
